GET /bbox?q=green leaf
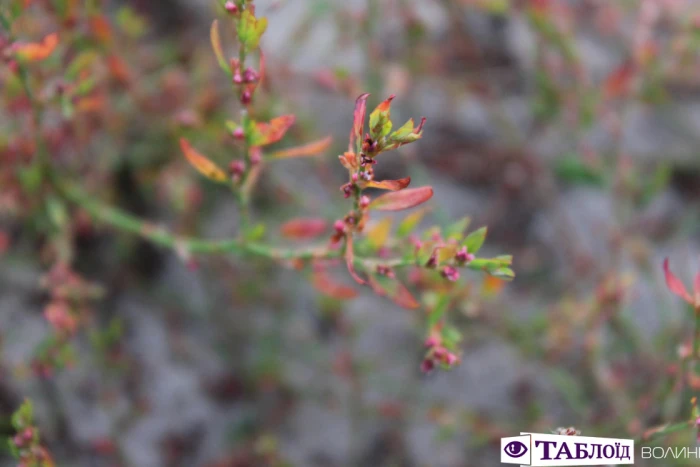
[462,227,487,255]
[210,20,231,75]
[444,217,471,241]
[238,10,268,54]
[396,208,428,238]
[426,294,450,330]
[368,95,394,141]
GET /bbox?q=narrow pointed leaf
[364,177,411,191]
[179,138,227,183]
[396,208,429,238]
[14,33,58,62]
[345,235,365,284]
[663,258,692,304]
[252,115,295,146]
[210,20,231,74]
[369,94,394,140]
[384,117,426,150]
[349,93,370,151]
[393,281,420,309]
[312,273,358,300]
[463,227,487,255]
[366,217,392,250]
[238,10,268,53]
[426,294,451,330]
[268,136,333,159]
[369,186,433,211]
[280,218,327,239]
[445,217,471,241]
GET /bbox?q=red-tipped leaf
[663,258,692,305]
[253,115,295,146]
[179,138,228,182]
[269,136,333,159]
[349,93,369,152]
[364,177,411,191]
[312,272,358,300]
[345,234,365,284]
[369,186,433,211]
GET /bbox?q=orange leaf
[89,16,113,44]
[349,93,370,152]
[392,281,420,309]
[369,186,433,211]
[366,218,392,250]
[345,235,365,284]
[280,218,327,239]
[107,55,131,84]
[254,115,295,146]
[179,138,228,183]
[14,33,59,62]
[368,275,419,309]
[604,62,635,99]
[364,177,410,191]
[663,258,692,305]
[338,152,358,171]
[312,273,358,300]
[210,20,230,74]
[269,136,333,159]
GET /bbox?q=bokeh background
[3,0,700,465]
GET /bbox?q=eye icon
[504,441,528,458]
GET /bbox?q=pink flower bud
[241,90,252,105]
[22,428,33,442]
[351,173,359,182]
[359,195,370,209]
[232,72,243,84]
[455,247,474,264]
[249,147,262,165]
[376,265,395,278]
[441,266,459,282]
[224,1,238,13]
[229,160,245,176]
[232,127,245,140]
[421,358,435,373]
[424,337,439,348]
[334,220,345,234]
[243,67,258,83]
[444,352,458,366]
[342,184,353,198]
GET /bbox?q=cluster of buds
[441,265,459,282]
[229,159,246,182]
[376,264,395,278]
[421,337,459,373]
[232,63,259,86]
[8,400,54,467]
[455,246,475,264]
[553,427,581,436]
